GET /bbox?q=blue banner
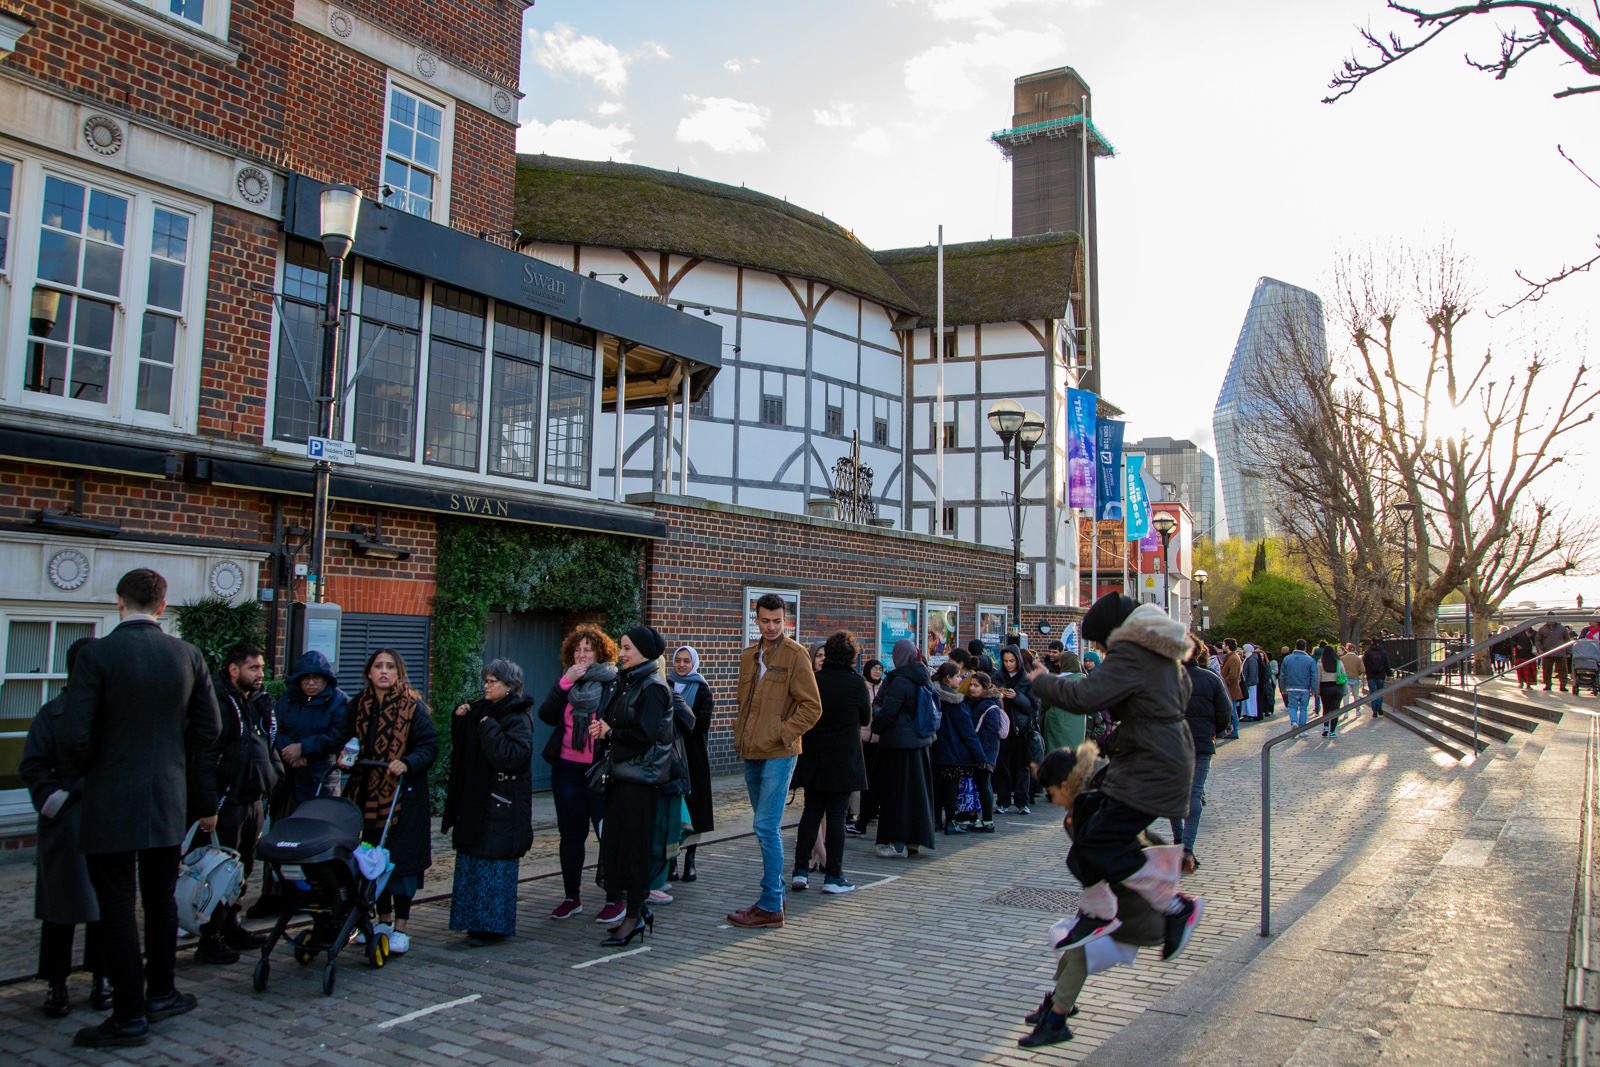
[1125,454,1151,541]
[1096,419,1124,521]
[1066,388,1097,509]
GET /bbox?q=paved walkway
[1,685,1537,1065]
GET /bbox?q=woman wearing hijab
[850,659,886,837]
[336,648,438,955]
[993,644,1037,815]
[668,645,714,884]
[443,658,535,946]
[868,638,938,858]
[589,626,675,946]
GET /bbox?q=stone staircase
[1384,683,1562,760]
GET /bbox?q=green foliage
[1220,573,1336,654]
[1251,540,1268,580]
[173,596,265,674]
[428,518,643,804]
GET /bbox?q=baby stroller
[1574,639,1600,697]
[251,761,398,996]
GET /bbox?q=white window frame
[0,151,210,432]
[380,74,454,227]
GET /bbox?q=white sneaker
[354,920,391,945]
[648,888,674,905]
[874,843,906,859]
[387,929,409,954]
[791,871,809,890]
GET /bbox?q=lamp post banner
[1096,418,1124,521]
[1066,388,1097,509]
[1125,454,1151,542]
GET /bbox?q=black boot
[44,981,71,1018]
[74,1016,150,1048]
[219,904,267,950]
[667,857,679,882]
[681,846,698,883]
[1018,1014,1073,1048]
[194,932,240,965]
[90,975,113,1011]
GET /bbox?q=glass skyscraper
[1211,277,1327,541]
[1127,437,1217,542]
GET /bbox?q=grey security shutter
[339,613,431,698]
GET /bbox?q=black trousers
[85,845,181,1021]
[995,737,1034,806]
[795,789,850,879]
[550,757,622,903]
[39,920,102,984]
[934,773,962,827]
[1066,796,1156,887]
[972,767,995,821]
[197,801,263,939]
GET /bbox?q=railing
[1260,615,1590,936]
[1465,640,1575,751]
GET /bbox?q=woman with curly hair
[537,626,622,924]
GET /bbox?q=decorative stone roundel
[415,52,438,79]
[209,560,246,599]
[83,116,123,156]
[328,8,353,37]
[236,166,271,205]
[493,89,514,117]
[48,549,91,592]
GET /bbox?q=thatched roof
[872,233,1081,329]
[514,156,917,313]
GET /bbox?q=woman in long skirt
[443,659,535,945]
[867,639,938,858]
[668,646,714,883]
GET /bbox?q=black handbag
[584,757,611,796]
[610,740,676,788]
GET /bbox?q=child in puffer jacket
[966,672,1004,833]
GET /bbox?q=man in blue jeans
[727,594,823,929]
[1279,639,1317,732]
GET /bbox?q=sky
[513,0,1600,599]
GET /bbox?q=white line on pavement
[375,993,481,1029]
[571,946,651,969]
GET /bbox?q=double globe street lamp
[987,399,1045,634]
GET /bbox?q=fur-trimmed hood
[1060,740,1102,840]
[1106,603,1190,662]
[937,682,966,705]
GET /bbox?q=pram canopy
[258,796,363,863]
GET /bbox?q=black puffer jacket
[1029,605,1195,819]
[191,671,281,814]
[793,666,870,792]
[1183,664,1233,756]
[442,691,535,860]
[870,661,935,750]
[995,646,1036,733]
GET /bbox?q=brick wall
[1019,604,1084,646]
[637,494,1014,776]
[200,206,282,443]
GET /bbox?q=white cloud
[595,101,624,116]
[676,96,770,154]
[905,27,1065,111]
[724,59,743,73]
[852,127,892,154]
[813,103,856,128]
[530,23,669,96]
[516,117,634,162]
[909,0,1101,29]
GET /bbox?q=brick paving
[0,701,1495,1064]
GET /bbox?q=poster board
[877,597,920,663]
[977,605,1008,661]
[744,587,799,645]
[1063,621,1081,657]
[923,600,959,666]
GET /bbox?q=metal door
[482,610,564,790]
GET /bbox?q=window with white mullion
[26,175,128,405]
[381,86,444,221]
[0,157,14,276]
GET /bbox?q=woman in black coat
[444,658,535,946]
[791,631,870,893]
[333,648,438,956]
[993,644,1037,813]
[1171,638,1234,872]
[870,638,939,856]
[589,626,675,947]
[669,645,714,884]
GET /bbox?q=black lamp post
[310,184,361,604]
[1393,500,1416,637]
[1152,510,1177,614]
[988,400,1045,631]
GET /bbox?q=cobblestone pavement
[0,701,1496,1065]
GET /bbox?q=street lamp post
[310,185,361,604]
[1393,500,1417,638]
[987,400,1045,631]
[1194,568,1208,634]
[1152,511,1177,615]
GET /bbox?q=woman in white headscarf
[668,645,714,883]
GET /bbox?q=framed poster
[877,597,920,663]
[923,600,959,666]
[744,586,799,645]
[977,605,1008,661]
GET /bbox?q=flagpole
[935,224,945,536]
[1121,454,1129,596]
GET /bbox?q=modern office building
[1211,277,1327,541]
[1127,437,1217,542]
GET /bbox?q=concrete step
[1411,699,1516,743]
[1395,703,1495,755]
[1383,705,1475,760]
[1415,689,1543,733]
[1414,683,1564,724]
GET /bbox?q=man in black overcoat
[59,568,220,1048]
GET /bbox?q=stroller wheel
[366,933,389,969]
[294,946,313,965]
[252,959,270,993]
[321,962,337,996]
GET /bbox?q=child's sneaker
[1162,895,1203,960]
[1053,913,1121,951]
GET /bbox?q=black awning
[0,426,176,478]
[208,458,667,540]
[283,175,721,370]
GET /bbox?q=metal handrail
[1466,640,1575,750]
[1260,615,1592,936]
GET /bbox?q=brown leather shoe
[726,905,784,928]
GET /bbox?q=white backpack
[174,822,245,936]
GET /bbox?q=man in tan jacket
[726,593,823,929]
[1219,639,1243,740]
